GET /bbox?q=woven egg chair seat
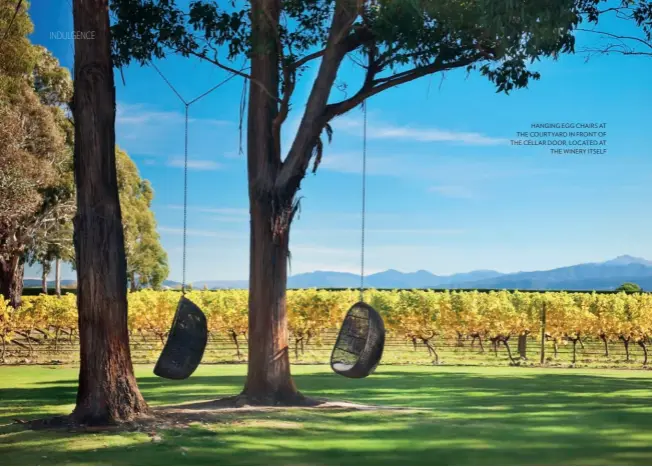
[154,296,208,380]
[330,301,385,379]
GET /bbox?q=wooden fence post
[540,302,546,365]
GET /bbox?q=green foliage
[31,45,73,108]
[616,282,643,293]
[0,0,37,96]
[111,0,590,95]
[116,148,170,289]
[0,22,69,284]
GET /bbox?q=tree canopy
[579,0,652,58]
[616,282,643,293]
[0,1,168,303]
[0,0,72,307]
[116,147,169,290]
[110,0,593,170]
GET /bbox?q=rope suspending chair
[152,63,235,380]
[330,101,386,379]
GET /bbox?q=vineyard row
[2,289,652,366]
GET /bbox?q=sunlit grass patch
[2,364,652,465]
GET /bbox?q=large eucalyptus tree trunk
[71,0,148,424]
[239,0,362,404]
[240,0,302,405]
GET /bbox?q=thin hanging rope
[150,61,188,105]
[188,73,238,106]
[360,101,367,303]
[182,104,189,294]
[148,60,236,294]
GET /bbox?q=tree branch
[290,24,374,71]
[277,0,368,192]
[577,28,652,51]
[324,53,483,121]
[172,44,282,104]
[269,6,292,158]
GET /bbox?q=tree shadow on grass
[3,369,652,464]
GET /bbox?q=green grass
[2,364,652,465]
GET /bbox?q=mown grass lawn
[2,364,652,465]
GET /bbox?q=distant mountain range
[26,255,652,292]
[23,279,77,288]
[176,255,652,292]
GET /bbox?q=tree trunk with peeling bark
[238,0,301,405]
[0,256,24,308]
[71,0,148,424]
[242,192,301,404]
[240,0,394,404]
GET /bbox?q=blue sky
[26,1,652,282]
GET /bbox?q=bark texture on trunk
[517,334,527,360]
[239,0,303,405]
[0,256,24,309]
[71,0,148,425]
[55,258,61,296]
[242,199,300,404]
[239,0,363,404]
[41,263,49,294]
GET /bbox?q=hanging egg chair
[330,301,385,378]
[329,101,385,379]
[154,296,208,380]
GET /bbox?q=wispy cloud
[318,151,566,183]
[290,245,359,256]
[117,102,230,127]
[166,205,248,216]
[116,102,234,158]
[319,153,398,175]
[224,150,244,159]
[158,227,244,239]
[293,228,466,235]
[330,116,507,146]
[166,157,223,170]
[428,185,474,199]
[210,216,249,223]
